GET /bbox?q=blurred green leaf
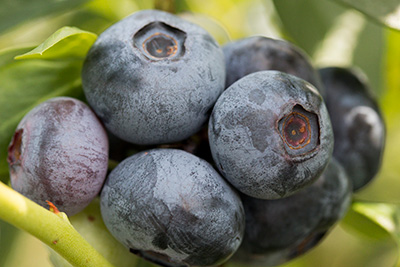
[15,27,97,60]
[0,48,84,182]
[273,0,385,95]
[332,0,400,31]
[313,10,366,67]
[135,0,156,10]
[352,21,385,95]
[152,0,191,14]
[0,46,33,66]
[0,220,19,266]
[382,29,400,118]
[342,201,400,265]
[0,3,112,50]
[0,0,90,34]
[135,258,156,267]
[272,0,346,55]
[343,202,394,240]
[179,12,231,45]
[175,0,191,13]
[83,0,139,27]
[185,0,274,41]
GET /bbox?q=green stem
[0,182,115,267]
[154,0,176,13]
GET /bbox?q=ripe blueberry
[7,97,109,216]
[82,9,225,145]
[223,36,324,96]
[209,70,333,199]
[232,158,351,266]
[100,149,245,266]
[320,67,385,191]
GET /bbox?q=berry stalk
[0,182,115,267]
[154,0,176,13]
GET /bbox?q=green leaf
[0,48,84,182]
[351,21,385,95]
[83,0,139,27]
[0,220,19,267]
[135,0,156,10]
[382,29,400,118]
[272,0,346,55]
[332,0,400,31]
[15,27,97,60]
[273,0,385,95]
[0,0,90,34]
[0,46,34,66]
[185,0,276,41]
[342,201,400,265]
[342,201,395,240]
[342,201,400,264]
[135,258,156,267]
[313,10,366,67]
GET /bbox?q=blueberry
[209,70,333,199]
[223,36,324,96]
[7,97,109,216]
[231,158,351,265]
[319,67,386,191]
[240,231,328,266]
[82,9,225,145]
[100,149,245,266]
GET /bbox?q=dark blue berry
[223,36,324,96]
[100,149,244,266]
[320,67,385,191]
[231,158,351,266]
[209,70,333,199]
[82,10,225,145]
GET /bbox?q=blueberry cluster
[7,9,385,267]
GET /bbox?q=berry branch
[154,0,175,13]
[0,182,115,267]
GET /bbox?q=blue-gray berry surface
[209,70,334,199]
[320,67,386,191]
[231,158,352,266]
[7,97,109,216]
[223,36,324,96]
[100,148,245,267]
[82,9,225,145]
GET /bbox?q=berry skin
[7,97,109,216]
[231,158,352,266]
[209,70,333,199]
[82,9,225,145]
[223,36,324,96]
[100,149,245,267]
[319,67,386,191]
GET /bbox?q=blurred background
[0,0,399,266]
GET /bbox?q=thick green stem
[0,182,115,267]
